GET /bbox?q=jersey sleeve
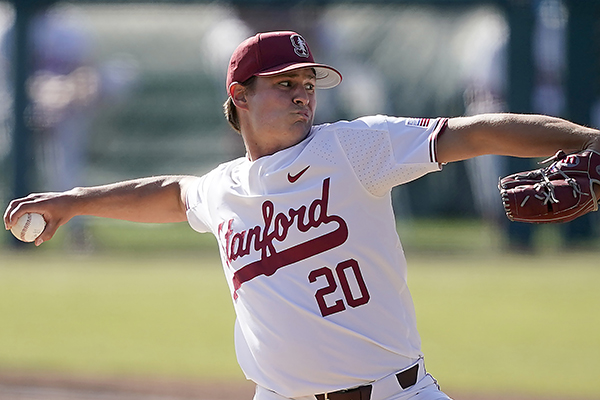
[386,116,447,166]
[335,115,447,196]
[185,173,212,233]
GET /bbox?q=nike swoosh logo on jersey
[287,165,310,183]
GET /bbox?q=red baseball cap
[226,31,342,94]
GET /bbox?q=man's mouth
[295,110,311,120]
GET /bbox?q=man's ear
[230,83,250,111]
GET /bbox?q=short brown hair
[223,76,256,133]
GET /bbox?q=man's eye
[305,83,315,90]
[279,81,290,87]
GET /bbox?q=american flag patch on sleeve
[405,118,431,128]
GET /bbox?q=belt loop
[360,385,372,400]
[396,363,419,389]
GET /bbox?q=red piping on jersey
[429,118,449,164]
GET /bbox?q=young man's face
[245,67,317,143]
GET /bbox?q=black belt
[314,363,419,400]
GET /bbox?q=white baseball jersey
[186,115,447,398]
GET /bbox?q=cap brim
[255,63,342,89]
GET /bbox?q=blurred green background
[2,0,599,250]
[1,0,600,399]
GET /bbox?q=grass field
[1,219,599,399]
[409,254,600,399]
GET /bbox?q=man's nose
[293,87,310,105]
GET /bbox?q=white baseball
[11,213,46,242]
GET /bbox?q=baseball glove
[499,149,600,223]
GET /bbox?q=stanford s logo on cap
[290,34,310,58]
[226,30,343,93]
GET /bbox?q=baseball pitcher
[5,31,600,400]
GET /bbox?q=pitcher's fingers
[4,198,26,229]
[34,219,60,246]
[4,197,38,229]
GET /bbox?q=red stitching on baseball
[21,213,32,241]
